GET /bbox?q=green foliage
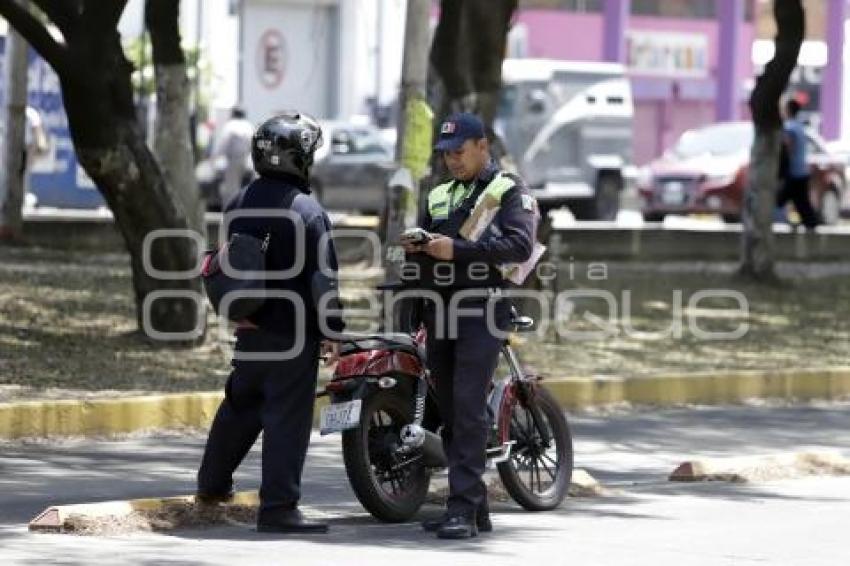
[123,35,213,116]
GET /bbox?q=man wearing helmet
[197,112,344,534]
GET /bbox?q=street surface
[1,402,848,565]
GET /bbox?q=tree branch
[750,0,803,131]
[31,0,79,38]
[145,0,186,66]
[81,0,127,33]
[0,0,69,72]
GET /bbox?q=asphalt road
[1,402,848,565]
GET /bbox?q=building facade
[509,0,848,164]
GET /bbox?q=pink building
[510,0,846,164]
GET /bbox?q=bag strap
[229,183,301,252]
[261,186,300,251]
[439,175,492,238]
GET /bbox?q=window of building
[521,0,752,20]
[519,0,603,12]
[631,0,716,19]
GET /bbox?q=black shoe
[436,514,477,539]
[195,491,234,505]
[257,508,329,534]
[422,511,492,533]
[421,514,448,532]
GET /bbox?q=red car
[638,121,846,224]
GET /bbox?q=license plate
[662,181,685,205]
[319,399,362,435]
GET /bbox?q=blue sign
[0,36,105,209]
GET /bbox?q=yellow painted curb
[0,391,330,440]
[3,367,849,440]
[544,367,850,409]
[0,392,224,440]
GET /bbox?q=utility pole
[0,10,31,241]
[383,0,432,274]
[380,0,433,331]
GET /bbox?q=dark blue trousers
[197,329,320,512]
[424,298,508,515]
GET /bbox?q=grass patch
[2,245,848,401]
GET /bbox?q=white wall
[118,0,408,124]
[119,0,239,117]
[349,0,406,116]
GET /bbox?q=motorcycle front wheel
[341,389,431,522]
[498,384,573,511]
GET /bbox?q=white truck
[496,58,635,220]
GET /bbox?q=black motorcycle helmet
[251,111,323,182]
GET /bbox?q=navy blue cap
[434,112,486,151]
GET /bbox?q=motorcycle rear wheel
[342,389,431,522]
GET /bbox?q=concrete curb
[29,491,263,533]
[30,469,609,533]
[668,451,850,482]
[0,393,224,439]
[544,367,850,409]
[2,367,849,439]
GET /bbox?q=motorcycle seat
[339,333,422,358]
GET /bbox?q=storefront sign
[626,30,708,78]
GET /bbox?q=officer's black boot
[477,499,493,533]
[257,506,329,534]
[436,512,478,539]
[422,504,492,533]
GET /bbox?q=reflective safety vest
[427,171,518,224]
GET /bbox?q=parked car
[825,140,850,218]
[310,121,395,214]
[638,121,846,225]
[199,121,394,214]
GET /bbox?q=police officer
[403,112,536,539]
[197,112,344,534]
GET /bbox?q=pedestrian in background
[213,106,255,206]
[778,98,820,230]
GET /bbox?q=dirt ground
[1,245,848,402]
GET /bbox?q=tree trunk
[146,0,205,241]
[740,0,804,281]
[429,0,517,133]
[0,18,30,241]
[0,1,206,340]
[427,0,517,184]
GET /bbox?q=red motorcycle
[318,307,573,522]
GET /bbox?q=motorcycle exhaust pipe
[400,424,447,468]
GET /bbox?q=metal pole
[374,0,383,119]
[602,0,630,63]
[394,0,431,164]
[821,0,846,140]
[0,11,31,240]
[194,0,203,114]
[716,0,744,122]
[382,0,431,326]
